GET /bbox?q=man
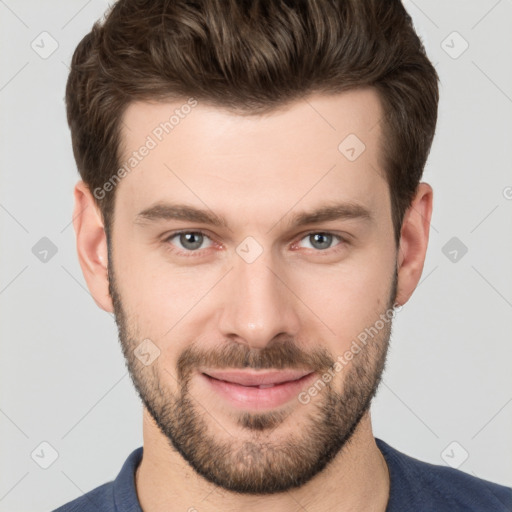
[55,0,512,510]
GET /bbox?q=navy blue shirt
[53,438,512,511]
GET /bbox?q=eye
[297,232,343,251]
[166,231,213,251]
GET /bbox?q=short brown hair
[65,0,439,244]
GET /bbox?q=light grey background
[1,1,511,510]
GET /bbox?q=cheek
[121,267,207,331]
[111,236,185,329]
[113,240,226,359]
[288,255,395,348]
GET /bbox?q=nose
[217,250,301,350]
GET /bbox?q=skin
[73,87,433,511]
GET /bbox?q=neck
[135,409,390,512]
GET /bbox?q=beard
[108,260,397,495]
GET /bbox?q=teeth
[258,384,275,389]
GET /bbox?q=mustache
[176,338,335,381]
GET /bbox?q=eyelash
[163,230,348,257]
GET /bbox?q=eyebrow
[134,201,372,229]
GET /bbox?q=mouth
[199,369,317,410]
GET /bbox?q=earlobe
[395,182,433,306]
[73,181,114,313]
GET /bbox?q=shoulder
[376,438,512,512]
[52,447,143,512]
[52,481,115,512]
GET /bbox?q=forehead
[115,88,388,226]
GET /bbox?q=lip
[199,369,317,411]
[202,369,313,386]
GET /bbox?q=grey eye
[177,232,206,250]
[308,233,333,250]
[298,232,342,251]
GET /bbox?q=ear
[395,182,433,306]
[73,181,114,313]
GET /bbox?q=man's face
[108,88,399,494]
